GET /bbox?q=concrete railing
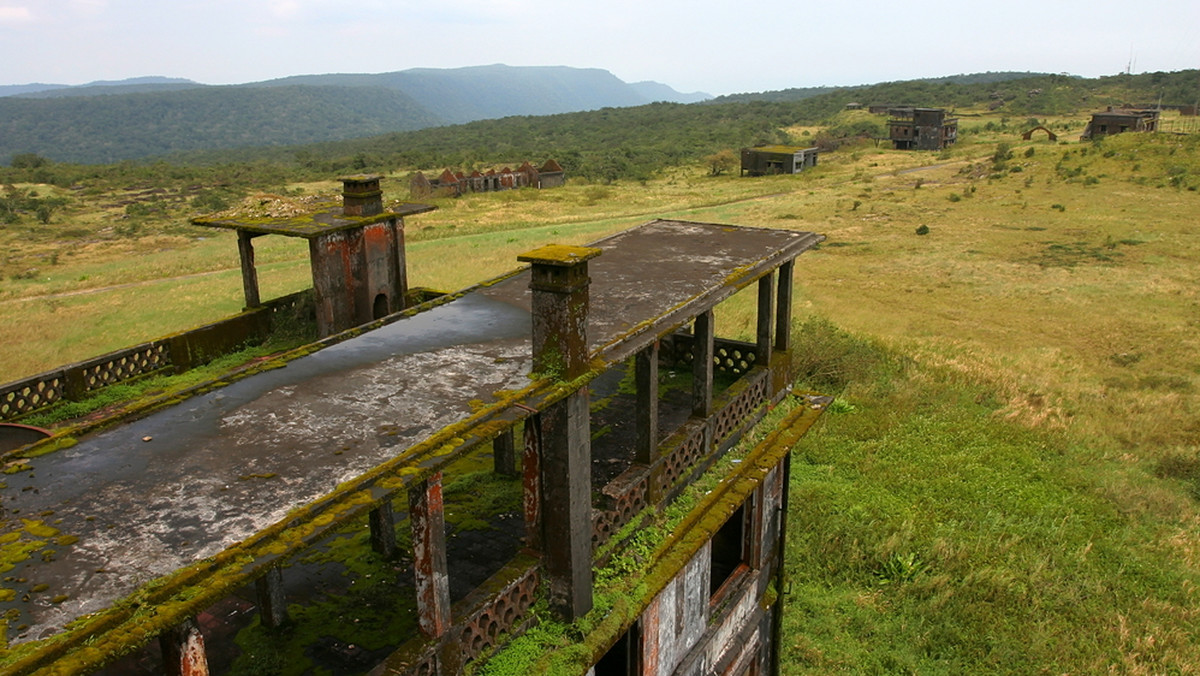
[0,290,313,422]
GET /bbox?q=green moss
[20,520,58,539]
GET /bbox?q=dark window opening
[373,293,390,320]
[711,504,747,596]
[595,622,641,676]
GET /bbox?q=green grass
[782,322,1200,673]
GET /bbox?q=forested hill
[252,65,704,124]
[0,65,710,164]
[0,85,444,164]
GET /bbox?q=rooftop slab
[0,219,821,656]
[191,201,436,239]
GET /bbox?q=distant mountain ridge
[0,66,711,163]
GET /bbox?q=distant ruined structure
[888,107,958,150]
[1081,107,1161,140]
[740,145,820,176]
[410,160,566,198]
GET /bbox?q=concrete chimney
[341,175,384,217]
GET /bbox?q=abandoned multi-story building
[888,107,958,150]
[1081,107,1161,140]
[0,176,827,675]
[410,159,565,198]
[739,145,820,176]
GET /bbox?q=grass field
[2,114,1199,672]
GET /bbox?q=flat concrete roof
[0,219,821,653]
[191,202,436,239]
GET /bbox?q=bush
[789,316,896,392]
[915,224,930,235]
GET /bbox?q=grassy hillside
[1,105,1199,672]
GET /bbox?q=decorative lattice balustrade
[660,332,759,377]
[0,291,312,423]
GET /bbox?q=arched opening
[373,293,390,320]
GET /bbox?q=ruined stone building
[888,107,958,150]
[1081,107,1161,139]
[739,145,820,176]
[410,159,565,198]
[0,177,826,675]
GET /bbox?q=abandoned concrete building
[739,145,820,176]
[410,160,565,198]
[888,107,958,150]
[1081,107,1161,140]
[0,175,828,675]
[191,175,435,339]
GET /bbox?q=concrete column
[517,245,602,380]
[159,617,209,676]
[756,272,775,365]
[522,418,542,551]
[237,230,261,309]
[369,501,398,559]
[538,391,593,620]
[493,427,518,477]
[517,244,599,620]
[774,260,794,352]
[635,342,659,465]
[692,310,714,418]
[409,472,451,638]
[392,217,409,310]
[255,566,289,629]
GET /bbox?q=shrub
[915,224,930,235]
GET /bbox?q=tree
[9,153,48,169]
[705,149,738,176]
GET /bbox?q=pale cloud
[268,0,300,18]
[69,0,107,14]
[0,6,33,22]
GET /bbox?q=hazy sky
[1,0,1197,95]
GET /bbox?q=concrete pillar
[159,617,209,676]
[517,244,599,620]
[692,310,714,418]
[369,501,398,559]
[635,342,659,465]
[756,272,775,365]
[237,230,261,309]
[517,245,602,380]
[410,472,451,638]
[522,419,542,551]
[774,260,794,352]
[255,566,289,629]
[493,427,518,477]
[538,391,593,620]
[391,217,409,310]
